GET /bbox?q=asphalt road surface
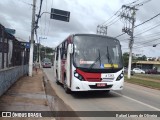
[43,67,160,120]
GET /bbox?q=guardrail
[0,65,28,96]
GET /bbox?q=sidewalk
[0,69,55,120]
[0,69,49,111]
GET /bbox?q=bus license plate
[97,83,106,87]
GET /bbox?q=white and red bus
[54,34,124,93]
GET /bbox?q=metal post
[29,0,36,76]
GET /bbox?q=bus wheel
[56,79,61,85]
[64,78,71,94]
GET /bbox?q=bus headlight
[116,72,124,81]
[74,71,85,81]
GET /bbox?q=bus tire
[56,80,61,85]
[64,77,71,94]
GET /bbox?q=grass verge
[124,77,160,90]
[135,74,160,81]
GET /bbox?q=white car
[133,68,145,74]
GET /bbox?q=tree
[137,55,147,61]
[41,46,54,53]
[123,52,129,67]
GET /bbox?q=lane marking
[112,91,160,111]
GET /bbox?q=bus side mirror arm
[68,44,73,54]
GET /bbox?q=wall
[0,65,28,96]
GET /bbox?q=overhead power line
[17,0,33,6]
[132,0,152,7]
[135,37,160,45]
[100,8,122,26]
[100,0,142,26]
[125,0,140,6]
[135,13,160,28]
[135,31,160,38]
[46,0,54,36]
[135,22,160,36]
[116,11,160,38]
[122,44,153,49]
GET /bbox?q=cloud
[0,0,160,57]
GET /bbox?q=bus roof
[73,34,118,40]
[54,33,119,48]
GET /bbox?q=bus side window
[61,42,66,59]
[56,47,59,61]
[64,41,68,59]
[59,45,62,60]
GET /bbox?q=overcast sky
[0,0,160,57]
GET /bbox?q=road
[43,67,160,120]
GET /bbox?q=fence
[0,23,30,96]
[0,23,29,70]
[0,65,28,96]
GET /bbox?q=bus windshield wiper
[89,49,101,69]
[106,46,114,69]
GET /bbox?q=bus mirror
[68,44,73,54]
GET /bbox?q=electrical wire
[107,17,121,27]
[16,0,33,6]
[125,0,140,6]
[122,44,153,49]
[46,0,53,36]
[100,0,142,26]
[135,37,160,45]
[122,37,160,49]
[119,30,160,42]
[116,12,160,38]
[135,13,160,28]
[43,0,47,36]
[132,0,152,7]
[134,22,160,36]
[135,31,160,38]
[100,8,122,26]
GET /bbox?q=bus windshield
[73,35,123,69]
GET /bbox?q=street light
[38,37,47,67]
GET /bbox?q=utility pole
[97,25,107,36]
[120,5,137,79]
[29,0,36,76]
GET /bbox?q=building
[132,61,160,72]
[0,23,29,69]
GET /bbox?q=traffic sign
[21,42,30,49]
[50,8,70,22]
[25,42,30,49]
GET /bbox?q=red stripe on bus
[76,69,101,82]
